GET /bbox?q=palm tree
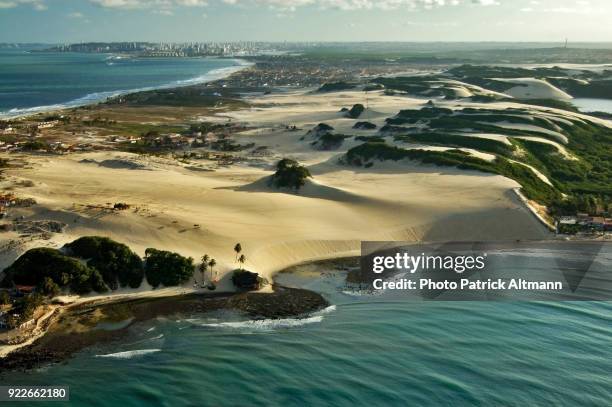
[201,254,210,283]
[238,254,246,270]
[208,258,217,282]
[234,243,242,261]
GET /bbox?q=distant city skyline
[0,0,610,43]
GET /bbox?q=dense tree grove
[144,248,195,288]
[1,248,108,295]
[2,237,198,295]
[66,236,144,289]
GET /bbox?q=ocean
[6,251,612,406]
[0,48,247,118]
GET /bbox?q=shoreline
[0,282,330,372]
[0,56,253,120]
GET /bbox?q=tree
[144,248,195,288]
[232,270,261,290]
[66,236,144,289]
[38,277,60,298]
[0,291,10,305]
[270,159,312,191]
[238,254,246,270]
[234,243,242,261]
[208,258,217,282]
[199,254,209,284]
[346,103,365,119]
[1,247,108,295]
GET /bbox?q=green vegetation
[394,133,514,156]
[270,158,312,191]
[317,82,357,92]
[2,248,108,295]
[346,104,365,119]
[353,121,377,130]
[106,86,249,108]
[231,269,262,290]
[312,123,334,132]
[1,236,204,294]
[355,135,385,143]
[516,98,579,112]
[66,236,144,290]
[312,132,349,150]
[0,290,10,305]
[144,248,195,288]
[5,294,44,329]
[37,277,60,297]
[345,142,559,205]
[21,140,49,151]
[547,77,612,99]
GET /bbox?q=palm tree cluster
[198,254,217,287]
[234,243,246,270]
[197,243,247,289]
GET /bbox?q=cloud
[0,0,46,9]
[67,11,85,18]
[185,0,503,13]
[90,0,208,9]
[473,0,499,5]
[84,0,490,12]
[213,0,501,12]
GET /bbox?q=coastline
[0,56,253,120]
[0,282,330,372]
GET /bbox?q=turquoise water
[7,266,612,406]
[0,48,246,118]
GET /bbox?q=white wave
[200,315,323,331]
[313,305,336,315]
[0,58,252,119]
[95,349,161,359]
[146,327,156,332]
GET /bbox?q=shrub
[317,82,356,92]
[311,123,334,133]
[346,104,365,119]
[66,236,144,289]
[353,121,377,130]
[144,248,194,288]
[8,293,44,328]
[2,248,108,294]
[393,132,514,156]
[38,277,60,297]
[21,140,48,151]
[312,133,348,150]
[231,270,262,290]
[270,159,312,191]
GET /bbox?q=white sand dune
[496,78,572,100]
[2,88,555,293]
[4,149,548,286]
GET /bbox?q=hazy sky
[0,0,610,43]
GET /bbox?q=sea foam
[95,349,161,359]
[199,315,324,331]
